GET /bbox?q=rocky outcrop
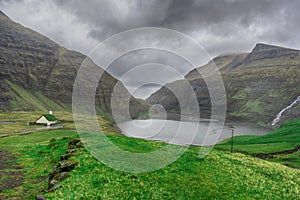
[35,195,47,200]
[47,137,84,190]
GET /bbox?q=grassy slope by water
[0,112,118,199]
[216,118,300,168]
[0,129,299,199]
[0,111,118,137]
[45,139,300,200]
[0,112,73,136]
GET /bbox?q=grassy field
[216,118,300,168]
[0,130,299,199]
[0,111,118,137]
[0,112,71,136]
[0,113,299,199]
[44,138,300,200]
[0,110,119,200]
[0,130,78,199]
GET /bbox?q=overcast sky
[1,0,300,98]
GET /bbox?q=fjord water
[118,119,271,146]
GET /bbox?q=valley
[0,5,299,200]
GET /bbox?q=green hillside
[0,11,149,119]
[216,118,300,168]
[147,43,300,125]
[0,129,299,199]
[5,80,66,111]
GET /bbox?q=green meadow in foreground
[216,118,300,168]
[0,128,299,199]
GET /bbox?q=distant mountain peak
[240,43,300,65]
[252,43,296,52]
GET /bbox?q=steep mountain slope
[185,53,248,79]
[0,11,149,118]
[147,43,300,125]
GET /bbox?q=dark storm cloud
[2,0,300,53]
[47,0,300,53]
[1,0,300,98]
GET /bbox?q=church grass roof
[42,114,57,121]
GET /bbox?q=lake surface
[118,119,272,146]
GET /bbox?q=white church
[35,110,58,127]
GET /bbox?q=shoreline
[136,112,274,129]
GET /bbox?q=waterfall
[271,95,300,126]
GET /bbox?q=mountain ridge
[0,10,149,119]
[148,43,300,125]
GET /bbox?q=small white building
[36,111,58,127]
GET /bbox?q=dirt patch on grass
[252,146,300,159]
[0,151,23,192]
